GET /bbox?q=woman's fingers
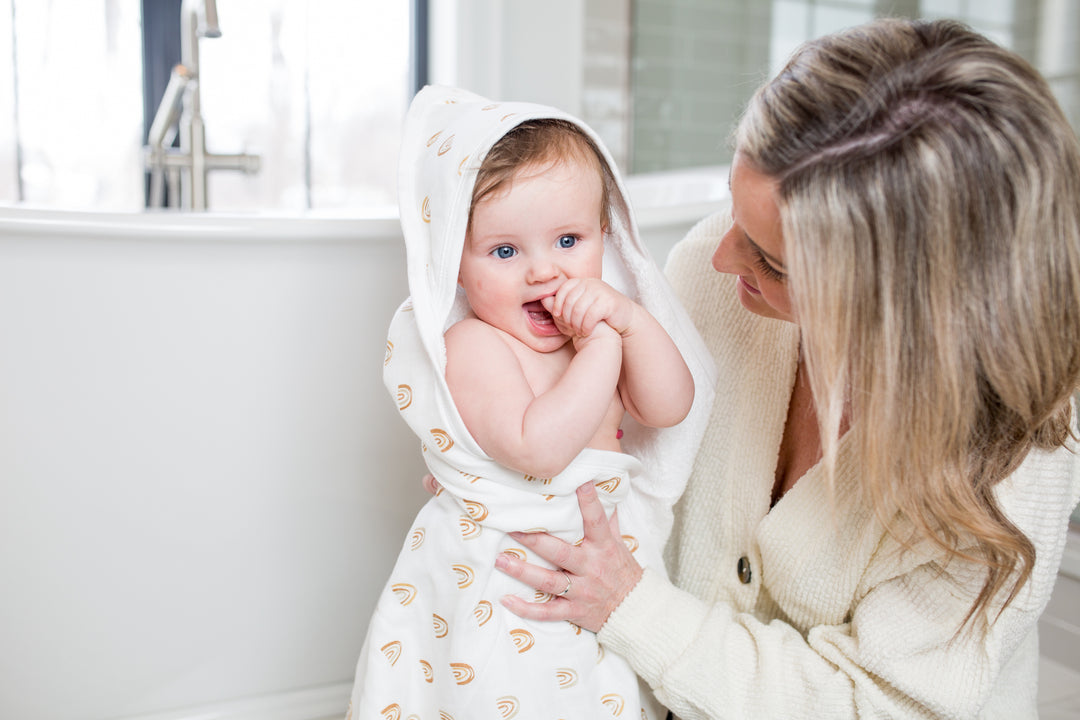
[509,528,578,572]
[508,483,607,573]
[496,481,644,632]
[577,481,614,544]
[495,553,572,599]
[499,587,571,622]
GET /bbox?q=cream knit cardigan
[598,211,1080,719]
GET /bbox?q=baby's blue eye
[493,245,515,259]
[558,235,578,248]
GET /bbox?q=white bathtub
[0,170,729,720]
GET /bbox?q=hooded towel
[347,86,717,720]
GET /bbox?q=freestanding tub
[0,170,730,720]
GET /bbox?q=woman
[494,17,1080,718]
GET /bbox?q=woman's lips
[739,276,761,295]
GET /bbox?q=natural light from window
[0,0,410,212]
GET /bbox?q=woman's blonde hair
[736,18,1080,628]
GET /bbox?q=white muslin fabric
[346,86,717,720]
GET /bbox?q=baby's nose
[527,258,560,283]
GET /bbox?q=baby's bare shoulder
[445,316,500,347]
[444,317,518,364]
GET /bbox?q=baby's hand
[542,278,635,339]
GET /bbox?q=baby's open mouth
[523,300,554,325]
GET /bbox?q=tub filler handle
[144,0,261,210]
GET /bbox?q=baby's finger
[581,300,613,337]
[548,279,578,319]
[564,291,598,334]
[422,473,442,496]
[541,293,558,317]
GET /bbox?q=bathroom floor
[1040,566,1080,719]
[1040,656,1080,719]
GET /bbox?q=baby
[347,86,712,720]
[447,118,693,481]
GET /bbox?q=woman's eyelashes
[752,248,786,282]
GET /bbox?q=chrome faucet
[144,0,260,210]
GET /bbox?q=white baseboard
[115,682,351,720]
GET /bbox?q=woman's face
[712,152,795,323]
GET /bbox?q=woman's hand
[494,481,644,633]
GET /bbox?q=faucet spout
[202,0,221,39]
[145,0,260,210]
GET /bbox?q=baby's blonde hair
[470,119,614,231]
[737,18,1080,629]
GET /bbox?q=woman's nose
[712,224,742,274]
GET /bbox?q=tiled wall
[584,0,633,173]
[629,0,771,173]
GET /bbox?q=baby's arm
[444,317,622,478]
[544,278,694,428]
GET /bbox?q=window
[0,0,412,211]
[1,0,144,209]
[191,0,411,212]
[4,2,1079,211]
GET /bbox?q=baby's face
[459,156,605,353]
